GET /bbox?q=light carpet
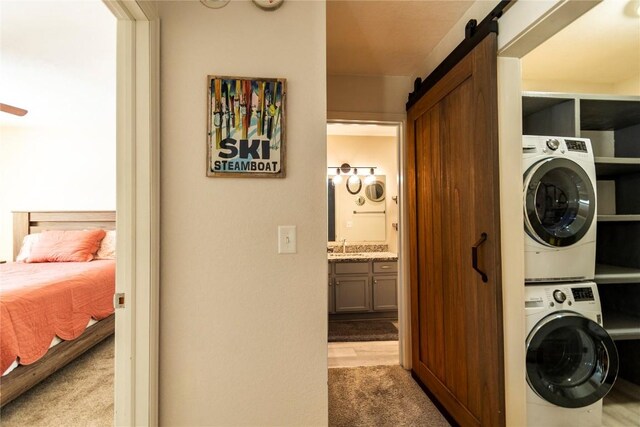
[329,365,450,427]
[0,336,114,427]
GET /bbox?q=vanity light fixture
[364,167,376,185]
[348,168,360,185]
[329,163,377,185]
[332,168,343,185]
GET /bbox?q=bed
[0,211,116,407]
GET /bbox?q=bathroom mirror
[328,175,386,242]
[365,180,385,202]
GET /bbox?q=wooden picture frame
[206,76,286,178]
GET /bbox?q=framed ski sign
[206,75,286,178]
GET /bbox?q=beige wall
[522,78,640,96]
[522,79,618,95]
[327,74,412,116]
[0,2,116,262]
[615,75,640,96]
[327,135,398,253]
[157,1,327,425]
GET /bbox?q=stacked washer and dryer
[522,135,619,426]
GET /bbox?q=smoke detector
[253,0,284,10]
[200,0,230,9]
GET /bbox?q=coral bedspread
[0,260,115,374]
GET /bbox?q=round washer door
[526,312,618,408]
[523,158,596,247]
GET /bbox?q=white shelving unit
[603,310,640,341]
[523,92,640,369]
[595,157,640,176]
[595,264,640,285]
[598,215,640,222]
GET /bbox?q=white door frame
[102,1,160,425]
[327,114,411,369]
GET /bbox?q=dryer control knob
[553,290,567,304]
[546,138,560,151]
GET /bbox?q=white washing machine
[525,283,618,427]
[523,136,598,283]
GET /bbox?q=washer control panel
[525,283,599,310]
[522,135,593,159]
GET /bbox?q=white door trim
[103,1,159,425]
[327,115,410,369]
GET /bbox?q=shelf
[522,95,574,117]
[581,98,640,131]
[598,215,640,222]
[603,310,640,341]
[595,264,640,284]
[595,157,640,177]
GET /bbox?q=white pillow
[95,230,116,260]
[16,233,41,262]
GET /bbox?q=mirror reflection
[328,175,386,242]
[365,180,385,202]
[346,176,362,195]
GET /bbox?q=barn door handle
[472,233,488,283]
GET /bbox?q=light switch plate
[278,225,297,254]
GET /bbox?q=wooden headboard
[12,211,116,260]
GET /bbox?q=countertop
[327,252,398,263]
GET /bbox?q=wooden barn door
[407,33,505,426]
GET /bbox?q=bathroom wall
[328,134,398,253]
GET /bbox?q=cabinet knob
[336,281,340,286]
[374,280,377,284]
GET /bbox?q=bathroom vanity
[326,167,399,318]
[328,251,398,318]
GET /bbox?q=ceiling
[328,0,640,91]
[0,1,115,127]
[327,0,474,76]
[522,0,640,87]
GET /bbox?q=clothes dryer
[523,136,597,282]
[525,283,618,427]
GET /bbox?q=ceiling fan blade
[0,103,28,116]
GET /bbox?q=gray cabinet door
[334,276,369,312]
[328,277,335,314]
[373,276,398,311]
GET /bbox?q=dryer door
[523,157,596,247]
[526,312,618,408]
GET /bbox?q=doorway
[0,1,117,424]
[326,120,406,368]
